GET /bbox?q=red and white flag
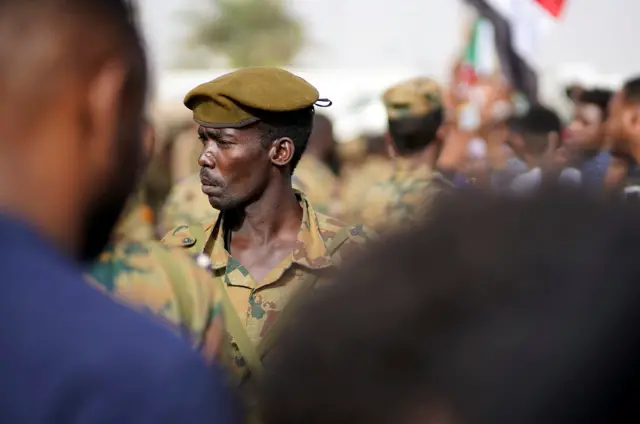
[462,0,567,103]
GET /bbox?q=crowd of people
[2,1,640,423]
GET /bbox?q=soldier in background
[338,134,393,223]
[293,114,339,215]
[351,77,453,232]
[89,120,225,364]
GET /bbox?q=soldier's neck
[225,178,302,244]
[401,144,439,169]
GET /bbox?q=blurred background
[136,0,640,213]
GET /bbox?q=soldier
[162,67,371,384]
[90,121,225,364]
[339,134,394,223]
[0,1,236,423]
[117,121,159,240]
[293,114,339,215]
[354,77,453,232]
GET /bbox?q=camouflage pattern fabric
[115,191,157,241]
[160,172,306,235]
[339,156,394,224]
[162,192,371,377]
[293,155,338,215]
[87,238,224,364]
[159,173,219,236]
[357,158,450,232]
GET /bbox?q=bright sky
[138,0,640,78]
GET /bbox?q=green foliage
[188,0,304,67]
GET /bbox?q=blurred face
[607,90,633,158]
[80,73,146,262]
[198,125,272,210]
[565,103,605,152]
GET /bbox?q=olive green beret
[184,67,325,128]
[383,77,443,120]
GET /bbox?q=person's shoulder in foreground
[0,217,238,424]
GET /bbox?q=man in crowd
[162,67,370,385]
[89,120,226,365]
[0,0,236,423]
[292,114,339,215]
[606,77,640,190]
[564,88,613,188]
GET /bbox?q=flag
[462,0,567,104]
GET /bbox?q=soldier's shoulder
[161,220,216,249]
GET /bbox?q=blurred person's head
[607,76,640,165]
[383,77,444,157]
[508,105,562,168]
[306,113,339,174]
[0,0,148,262]
[565,89,612,153]
[258,187,640,424]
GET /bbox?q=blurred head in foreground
[259,187,640,424]
[0,0,148,262]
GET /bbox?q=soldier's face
[198,125,271,210]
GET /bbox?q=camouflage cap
[184,67,324,128]
[383,77,443,120]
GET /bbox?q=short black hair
[256,107,315,172]
[387,108,444,155]
[578,89,613,120]
[508,105,562,155]
[623,76,640,104]
[258,187,640,424]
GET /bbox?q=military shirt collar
[208,192,334,271]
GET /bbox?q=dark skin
[605,88,640,190]
[0,12,146,261]
[198,124,303,282]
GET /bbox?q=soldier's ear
[269,137,295,167]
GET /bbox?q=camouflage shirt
[340,156,394,224]
[159,173,219,236]
[293,155,338,215]
[358,158,451,232]
[115,191,157,241]
[87,238,224,364]
[162,192,371,375]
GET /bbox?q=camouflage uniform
[116,191,157,241]
[339,155,394,224]
[350,77,449,232]
[293,155,338,215]
[89,191,224,363]
[160,172,306,235]
[162,192,370,377]
[358,159,452,231]
[159,173,219,236]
